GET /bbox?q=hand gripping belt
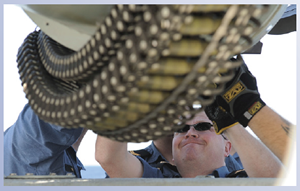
[17,5,286,142]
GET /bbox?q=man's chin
[181,146,203,160]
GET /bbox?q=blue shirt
[131,141,181,177]
[136,155,247,178]
[4,104,85,177]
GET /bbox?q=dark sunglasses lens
[176,125,190,133]
[176,123,212,133]
[194,123,212,131]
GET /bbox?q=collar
[232,152,239,159]
[209,166,230,178]
[77,157,86,170]
[144,141,168,164]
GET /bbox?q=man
[95,60,287,178]
[95,111,283,178]
[4,104,88,178]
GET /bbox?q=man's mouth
[182,141,205,148]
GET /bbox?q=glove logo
[223,81,245,103]
[248,101,263,115]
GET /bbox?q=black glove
[216,61,265,127]
[205,100,238,134]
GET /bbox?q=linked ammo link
[17,5,277,142]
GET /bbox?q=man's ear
[224,140,231,157]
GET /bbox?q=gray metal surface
[4,177,281,186]
[19,5,113,51]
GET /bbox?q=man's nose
[185,126,199,138]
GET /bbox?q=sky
[2,4,297,185]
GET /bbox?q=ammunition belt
[17,5,275,142]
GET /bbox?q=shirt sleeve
[135,156,165,178]
[4,104,83,176]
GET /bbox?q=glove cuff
[235,98,266,127]
[213,121,239,135]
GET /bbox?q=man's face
[172,111,229,166]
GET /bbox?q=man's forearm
[225,124,284,177]
[95,135,143,178]
[248,106,295,162]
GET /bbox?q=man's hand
[205,100,238,134]
[216,60,265,127]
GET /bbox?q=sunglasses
[175,122,228,140]
[176,122,213,133]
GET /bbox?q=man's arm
[248,106,295,162]
[210,59,294,163]
[95,135,143,178]
[224,123,284,177]
[4,104,83,176]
